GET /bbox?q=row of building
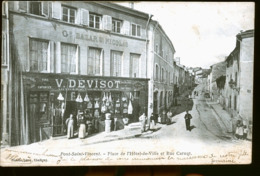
[205,30,254,137]
[1,2,195,146]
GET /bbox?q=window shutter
[75,9,80,24]
[52,2,61,20]
[103,15,112,31]
[18,1,28,12]
[81,9,89,26]
[121,20,130,35]
[41,1,49,17]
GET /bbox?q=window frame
[87,47,103,76]
[89,13,102,29]
[130,53,141,78]
[110,50,123,77]
[112,19,122,33]
[62,5,77,24]
[131,23,141,37]
[29,38,50,72]
[60,42,79,74]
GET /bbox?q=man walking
[184,110,192,131]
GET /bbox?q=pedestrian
[150,113,156,129]
[243,125,248,140]
[78,112,86,139]
[166,110,172,125]
[66,114,74,139]
[235,120,244,139]
[162,109,167,124]
[184,110,192,131]
[139,113,147,133]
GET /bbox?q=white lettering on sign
[62,30,128,47]
[55,79,63,88]
[55,79,121,89]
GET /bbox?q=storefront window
[29,38,49,72]
[61,43,78,73]
[111,51,123,76]
[88,47,102,75]
[130,53,140,78]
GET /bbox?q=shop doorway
[53,101,77,137]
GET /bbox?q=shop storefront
[23,72,149,142]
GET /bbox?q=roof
[210,61,226,82]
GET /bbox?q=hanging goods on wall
[109,92,112,103]
[57,93,64,101]
[87,101,93,108]
[129,92,133,101]
[102,92,107,102]
[84,93,90,102]
[76,93,83,103]
[101,101,107,113]
[94,109,100,118]
[94,100,100,108]
[128,100,133,114]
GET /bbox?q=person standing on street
[139,113,147,133]
[66,114,74,139]
[184,110,192,131]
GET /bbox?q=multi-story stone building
[207,61,226,101]
[1,1,195,146]
[1,1,152,146]
[147,20,176,117]
[222,29,254,136]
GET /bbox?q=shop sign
[62,30,128,47]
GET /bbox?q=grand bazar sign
[62,30,128,47]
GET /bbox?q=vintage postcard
[1,1,254,166]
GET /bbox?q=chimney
[175,57,180,65]
[129,2,134,9]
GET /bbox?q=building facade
[147,20,176,117]
[1,1,196,146]
[2,1,151,146]
[222,30,254,136]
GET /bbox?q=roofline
[91,2,150,19]
[151,20,176,53]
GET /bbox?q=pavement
[206,100,233,133]
[46,122,165,147]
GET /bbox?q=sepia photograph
[0,1,254,166]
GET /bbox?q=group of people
[235,120,249,140]
[138,109,193,133]
[65,110,94,139]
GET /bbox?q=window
[161,68,164,82]
[155,65,159,81]
[130,53,140,77]
[88,48,102,75]
[29,2,41,15]
[28,1,48,16]
[89,14,101,29]
[62,6,76,23]
[131,24,141,37]
[112,19,121,33]
[1,32,7,66]
[155,44,159,53]
[29,39,49,72]
[162,50,164,58]
[61,43,78,73]
[111,51,123,76]
[235,72,237,85]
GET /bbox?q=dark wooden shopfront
[23,72,149,142]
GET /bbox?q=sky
[115,2,255,68]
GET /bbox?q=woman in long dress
[66,114,74,139]
[78,113,86,139]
